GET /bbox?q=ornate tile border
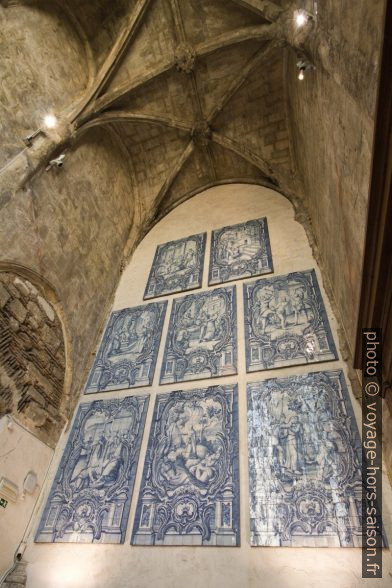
[132,384,240,546]
[247,370,363,547]
[243,269,337,372]
[208,217,273,285]
[160,287,237,384]
[35,395,149,544]
[85,301,167,393]
[144,233,207,299]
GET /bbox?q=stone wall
[0,1,89,171]
[0,126,136,412]
[287,0,385,357]
[0,2,137,416]
[0,273,65,446]
[3,560,28,588]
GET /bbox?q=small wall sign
[0,498,8,509]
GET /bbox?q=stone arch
[156,178,297,223]
[0,262,71,446]
[129,179,310,263]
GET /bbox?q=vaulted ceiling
[0,0,324,214]
[73,0,297,219]
[0,0,386,413]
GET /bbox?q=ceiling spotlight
[298,68,305,81]
[43,114,58,129]
[295,9,308,27]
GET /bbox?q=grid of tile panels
[46,217,369,550]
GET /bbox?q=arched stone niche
[0,271,66,446]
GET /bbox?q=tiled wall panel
[144,233,206,299]
[35,395,149,544]
[132,384,240,546]
[247,370,363,547]
[160,287,237,384]
[244,269,337,372]
[209,218,273,285]
[85,302,167,393]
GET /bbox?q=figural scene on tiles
[85,302,167,393]
[132,385,240,546]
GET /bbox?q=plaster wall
[0,127,135,409]
[22,184,392,587]
[0,418,53,576]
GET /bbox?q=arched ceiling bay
[3,0,364,223]
[73,0,301,220]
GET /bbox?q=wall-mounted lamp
[45,153,65,171]
[23,114,58,147]
[43,114,58,130]
[23,128,44,148]
[296,58,315,81]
